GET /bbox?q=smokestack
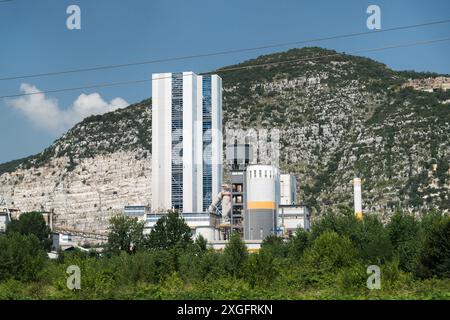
[353,178,363,220]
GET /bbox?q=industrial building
[145,211,223,240]
[151,72,223,213]
[227,143,253,236]
[146,70,311,247]
[278,205,311,236]
[124,205,150,222]
[0,211,10,233]
[280,174,297,205]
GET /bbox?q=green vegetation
[105,215,146,255]
[0,209,448,299]
[146,210,193,250]
[6,212,52,251]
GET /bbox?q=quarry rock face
[0,151,151,232]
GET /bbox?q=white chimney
[353,178,363,220]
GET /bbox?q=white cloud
[7,83,129,134]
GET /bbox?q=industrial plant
[144,71,311,248]
[0,71,368,251]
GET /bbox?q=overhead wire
[1,18,450,82]
[1,36,449,100]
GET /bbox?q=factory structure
[142,71,311,247]
[0,70,366,251]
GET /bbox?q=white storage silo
[244,164,280,240]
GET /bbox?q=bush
[110,250,176,285]
[288,227,310,260]
[0,233,47,282]
[261,235,289,259]
[146,211,192,250]
[358,215,393,264]
[387,210,421,272]
[299,231,358,286]
[53,254,115,299]
[337,263,367,292]
[222,233,248,277]
[244,251,279,288]
[415,216,450,278]
[0,279,27,300]
[6,212,52,251]
[310,209,393,263]
[106,215,146,255]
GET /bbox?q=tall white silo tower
[244,164,280,240]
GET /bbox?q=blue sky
[0,0,449,163]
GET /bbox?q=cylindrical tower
[244,164,280,240]
[353,178,363,220]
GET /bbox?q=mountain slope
[1,47,449,230]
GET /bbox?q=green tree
[288,227,310,260]
[304,231,357,271]
[358,214,393,264]
[146,211,192,250]
[244,251,278,288]
[299,231,358,285]
[311,208,393,264]
[0,233,47,282]
[222,232,248,277]
[106,215,145,255]
[387,209,421,272]
[416,216,450,278]
[261,235,288,259]
[6,212,52,251]
[194,234,208,251]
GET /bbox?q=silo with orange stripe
[244,164,280,240]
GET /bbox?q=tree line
[0,208,449,299]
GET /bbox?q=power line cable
[1,18,450,81]
[1,36,449,100]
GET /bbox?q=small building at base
[0,212,10,233]
[278,205,311,237]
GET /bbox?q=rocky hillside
[1,47,449,230]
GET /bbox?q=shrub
[244,251,279,288]
[310,209,393,263]
[287,227,310,260]
[299,231,358,286]
[6,212,52,251]
[0,233,47,282]
[337,263,367,292]
[261,235,289,259]
[415,216,450,278]
[387,210,421,272]
[146,211,192,250]
[222,233,248,277]
[106,215,146,255]
[0,279,27,300]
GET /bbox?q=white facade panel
[211,75,223,200]
[280,174,297,205]
[195,76,204,212]
[182,72,197,212]
[152,73,172,212]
